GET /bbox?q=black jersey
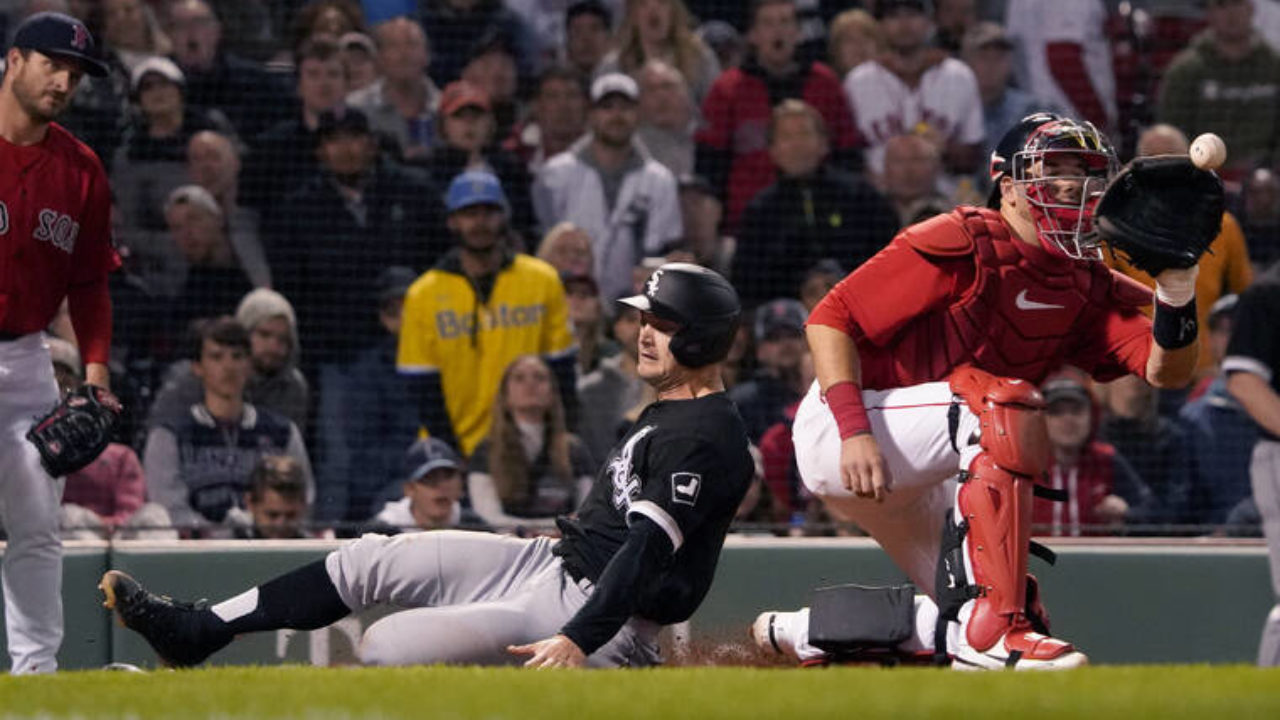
[554,392,753,625]
[1224,279,1280,440]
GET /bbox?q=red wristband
[823,381,872,440]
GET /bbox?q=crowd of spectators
[4,0,1280,540]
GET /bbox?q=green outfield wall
[0,537,1271,671]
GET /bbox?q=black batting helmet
[986,111,1063,209]
[618,263,741,368]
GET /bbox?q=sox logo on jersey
[609,425,655,510]
[33,208,79,254]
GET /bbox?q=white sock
[211,587,260,622]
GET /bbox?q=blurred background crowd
[1,0,1275,540]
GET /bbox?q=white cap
[164,184,223,220]
[590,72,639,104]
[130,55,185,93]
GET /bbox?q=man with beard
[533,72,682,307]
[400,171,577,456]
[0,12,120,674]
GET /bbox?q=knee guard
[949,366,1051,476]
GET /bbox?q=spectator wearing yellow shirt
[398,171,577,456]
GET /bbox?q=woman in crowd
[467,355,595,533]
[600,0,720,104]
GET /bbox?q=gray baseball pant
[1253,439,1280,667]
[324,530,661,667]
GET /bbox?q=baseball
[1190,133,1227,170]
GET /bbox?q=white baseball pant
[0,333,64,674]
[792,380,982,595]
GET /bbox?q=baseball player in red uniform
[0,13,118,674]
[753,114,1203,670]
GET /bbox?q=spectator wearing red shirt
[695,0,858,234]
[1035,376,1153,536]
[50,338,147,535]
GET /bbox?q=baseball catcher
[751,114,1219,670]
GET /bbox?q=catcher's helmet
[618,263,741,368]
[986,111,1063,209]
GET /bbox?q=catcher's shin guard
[938,367,1085,670]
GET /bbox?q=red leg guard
[947,367,1082,667]
[957,453,1034,652]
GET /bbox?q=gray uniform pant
[1253,439,1280,667]
[324,530,661,667]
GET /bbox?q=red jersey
[808,207,1155,390]
[0,122,120,362]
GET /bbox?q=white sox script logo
[609,425,655,510]
[0,202,8,235]
[33,208,79,254]
[646,269,664,297]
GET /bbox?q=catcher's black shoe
[99,570,231,667]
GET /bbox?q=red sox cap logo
[70,23,90,50]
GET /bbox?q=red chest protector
[896,207,1147,385]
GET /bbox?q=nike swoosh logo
[1015,289,1066,311]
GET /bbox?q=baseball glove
[26,385,122,477]
[1091,155,1224,276]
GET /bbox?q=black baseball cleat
[99,570,231,667]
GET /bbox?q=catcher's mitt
[26,385,122,477]
[1092,155,1224,276]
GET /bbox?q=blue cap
[403,438,463,483]
[446,170,509,214]
[12,12,109,77]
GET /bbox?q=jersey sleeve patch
[670,472,701,506]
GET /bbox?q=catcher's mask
[1010,119,1117,261]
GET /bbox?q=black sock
[211,560,352,635]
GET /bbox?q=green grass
[2,665,1278,719]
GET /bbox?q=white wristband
[1154,265,1199,307]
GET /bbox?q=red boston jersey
[808,207,1155,390]
[0,123,120,360]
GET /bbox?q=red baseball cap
[440,81,491,117]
